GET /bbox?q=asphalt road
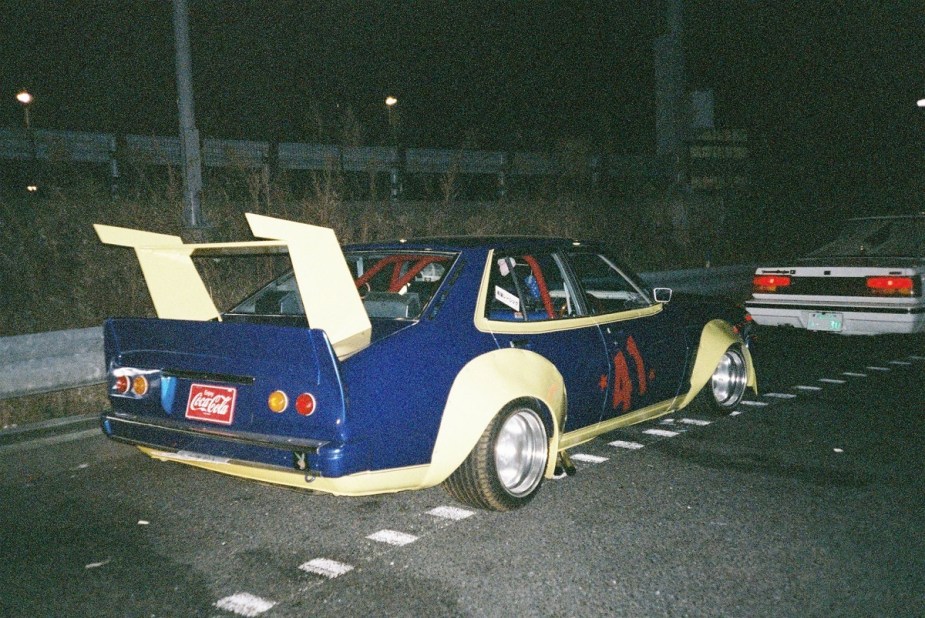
[1,331,923,617]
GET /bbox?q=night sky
[2,1,923,207]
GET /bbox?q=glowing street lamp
[16,90,33,129]
[918,98,925,108]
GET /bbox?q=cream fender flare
[676,319,758,409]
[420,347,567,487]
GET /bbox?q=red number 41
[612,335,647,412]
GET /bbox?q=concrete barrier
[0,265,755,400]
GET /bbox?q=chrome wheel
[710,347,748,408]
[494,408,547,498]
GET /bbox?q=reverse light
[295,393,317,416]
[268,390,289,413]
[866,276,914,296]
[753,275,791,293]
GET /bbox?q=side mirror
[653,287,672,303]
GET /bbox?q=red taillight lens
[753,275,791,293]
[113,375,131,395]
[295,393,316,416]
[866,276,914,296]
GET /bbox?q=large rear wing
[94,213,372,359]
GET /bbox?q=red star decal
[598,374,608,391]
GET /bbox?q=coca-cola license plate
[185,384,237,425]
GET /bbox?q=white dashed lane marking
[609,439,645,450]
[214,592,276,617]
[679,418,711,426]
[909,355,925,360]
[570,453,609,464]
[643,428,680,438]
[794,385,823,391]
[819,378,846,384]
[765,392,798,399]
[889,360,912,366]
[367,529,418,546]
[427,505,475,520]
[739,400,768,407]
[842,372,867,377]
[299,558,354,579]
[866,366,890,372]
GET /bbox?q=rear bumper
[745,301,925,335]
[102,411,332,474]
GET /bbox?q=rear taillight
[268,390,289,413]
[295,393,317,416]
[866,276,914,296]
[109,368,159,398]
[753,275,791,293]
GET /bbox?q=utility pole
[173,0,204,228]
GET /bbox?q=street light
[16,90,33,129]
[918,98,925,108]
[385,96,401,201]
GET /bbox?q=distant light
[385,96,398,107]
[16,90,33,105]
[27,185,38,192]
[918,98,925,108]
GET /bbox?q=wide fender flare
[420,347,567,487]
[676,318,758,409]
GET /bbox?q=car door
[564,250,689,418]
[481,249,612,432]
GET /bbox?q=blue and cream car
[96,214,756,511]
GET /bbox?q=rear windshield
[810,218,925,258]
[226,251,457,320]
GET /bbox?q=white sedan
[745,215,925,335]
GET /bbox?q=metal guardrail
[0,266,755,401]
[0,127,670,179]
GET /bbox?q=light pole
[16,90,33,129]
[385,96,401,201]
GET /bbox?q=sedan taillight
[753,275,791,293]
[866,276,914,296]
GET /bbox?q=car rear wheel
[692,346,749,414]
[442,404,549,511]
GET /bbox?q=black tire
[690,345,749,414]
[442,404,549,511]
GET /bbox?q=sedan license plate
[185,384,237,425]
[808,312,843,332]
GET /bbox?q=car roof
[344,236,594,253]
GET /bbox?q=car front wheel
[692,346,749,414]
[442,404,549,511]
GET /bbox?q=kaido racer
[96,214,757,511]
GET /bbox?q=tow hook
[553,451,577,478]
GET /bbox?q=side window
[567,252,651,315]
[485,252,578,321]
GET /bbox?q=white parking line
[866,366,890,372]
[214,592,276,617]
[730,410,743,416]
[739,400,768,407]
[679,418,711,426]
[367,529,418,546]
[908,355,925,360]
[570,453,609,464]
[299,558,354,579]
[609,440,644,450]
[765,393,797,399]
[889,360,912,366]
[794,385,823,391]
[643,428,680,438]
[842,372,867,378]
[818,378,846,384]
[427,505,475,520]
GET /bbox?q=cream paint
[420,347,568,485]
[245,213,371,357]
[95,214,371,358]
[673,319,758,410]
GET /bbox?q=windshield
[809,217,925,258]
[227,250,457,320]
